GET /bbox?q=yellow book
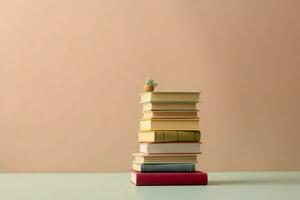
[140,118,199,131]
[142,102,197,112]
[140,92,200,103]
[138,130,201,142]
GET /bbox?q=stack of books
[131,92,208,186]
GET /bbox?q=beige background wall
[1,0,300,172]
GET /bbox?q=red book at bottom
[131,171,208,186]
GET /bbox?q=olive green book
[138,130,201,142]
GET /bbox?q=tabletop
[0,172,299,200]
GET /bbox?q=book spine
[135,172,208,186]
[155,131,201,142]
[141,163,196,172]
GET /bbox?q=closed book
[140,142,201,154]
[140,92,200,103]
[133,153,198,164]
[138,130,201,142]
[143,110,198,119]
[142,102,197,112]
[132,162,196,172]
[131,171,208,186]
[140,118,199,131]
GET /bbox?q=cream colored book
[138,130,201,142]
[140,92,200,103]
[142,111,198,119]
[142,102,197,112]
[140,143,201,154]
[140,118,199,131]
[133,153,198,164]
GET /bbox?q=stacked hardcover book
[131,92,208,186]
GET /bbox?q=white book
[140,118,199,131]
[139,143,201,154]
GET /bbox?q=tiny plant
[144,77,158,92]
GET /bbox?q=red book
[131,171,208,186]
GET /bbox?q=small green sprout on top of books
[144,77,158,92]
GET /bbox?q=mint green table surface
[0,172,299,200]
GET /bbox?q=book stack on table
[131,92,208,186]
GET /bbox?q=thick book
[132,162,196,172]
[133,153,198,164]
[143,110,198,119]
[131,171,208,186]
[140,142,201,154]
[138,130,201,142]
[140,92,200,103]
[140,118,199,131]
[142,102,197,112]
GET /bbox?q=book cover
[138,130,201,142]
[131,171,208,186]
[132,162,196,173]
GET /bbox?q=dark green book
[132,162,196,172]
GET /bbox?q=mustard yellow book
[140,92,200,103]
[140,118,199,131]
[138,130,201,142]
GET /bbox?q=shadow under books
[209,177,300,186]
